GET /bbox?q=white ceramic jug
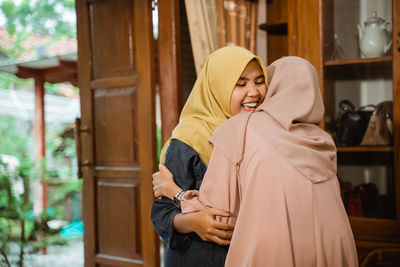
[358,11,392,58]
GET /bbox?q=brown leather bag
[346,183,378,217]
[360,101,393,146]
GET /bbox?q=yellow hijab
[160,46,268,166]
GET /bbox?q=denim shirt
[150,139,228,267]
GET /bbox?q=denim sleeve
[150,139,206,250]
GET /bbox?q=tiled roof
[0,28,77,62]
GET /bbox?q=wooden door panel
[96,176,140,259]
[89,0,136,78]
[76,0,159,266]
[94,86,138,167]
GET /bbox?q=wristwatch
[173,189,186,208]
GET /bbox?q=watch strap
[173,189,186,208]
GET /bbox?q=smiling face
[230,59,267,115]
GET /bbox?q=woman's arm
[181,145,241,226]
[150,140,234,248]
[173,208,233,245]
[152,164,182,200]
[152,149,237,243]
[152,162,234,244]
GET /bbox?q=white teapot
[358,11,392,58]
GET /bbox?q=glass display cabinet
[321,0,399,257]
[262,0,400,258]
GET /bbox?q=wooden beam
[134,0,159,266]
[16,66,41,79]
[75,0,96,265]
[393,0,400,221]
[42,65,76,85]
[33,75,48,211]
[158,0,182,144]
[34,75,46,162]
[216,0,226,47]
[59,60,77,69]
[47,75,77,86]
[42,65,75,77]
[16,64,77,87]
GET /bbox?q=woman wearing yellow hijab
[151,46,268,267]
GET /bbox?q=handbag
[346,183,378,217]
[335,100,374,147]
[360,101,393,146]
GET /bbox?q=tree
[0,0,76,39]
[0,0,76,62]
[0,0,78,94]
[0,115,81,266]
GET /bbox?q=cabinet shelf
[259,21,288,35]
[323,56,392,80]
[337,146,394,152]
[324,56,392,67]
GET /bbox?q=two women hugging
[151,46,358,267]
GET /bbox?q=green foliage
[0,159,33,266]
[46,123,77,180]
[44,82,60,95]
[0,115,32,161]
[0,151,78,265]
[0,0,17,35]
[49,179,82,208]
[0,0,76,38]
[0,74,74,96]
[0,92,80,265]
[0,0,79,96]
[0,73,34,91]
[0,115,78,180]
[0,31,30,61]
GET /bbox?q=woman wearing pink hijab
[153,56,358,266]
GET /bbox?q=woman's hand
[188,207,234,245]
[174,207,234,245]
[152,164,182,200]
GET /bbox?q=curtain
[184,0,219,74]
[216,0,258,52]
[185,0,258,74]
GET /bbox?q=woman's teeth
[243,103,257,108]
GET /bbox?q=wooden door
[76,0,159,266]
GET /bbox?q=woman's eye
[236,83,246,87]
[255,80,265,85]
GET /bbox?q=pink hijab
[209,56,337,183]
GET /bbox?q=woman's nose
[247,86,260,97]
